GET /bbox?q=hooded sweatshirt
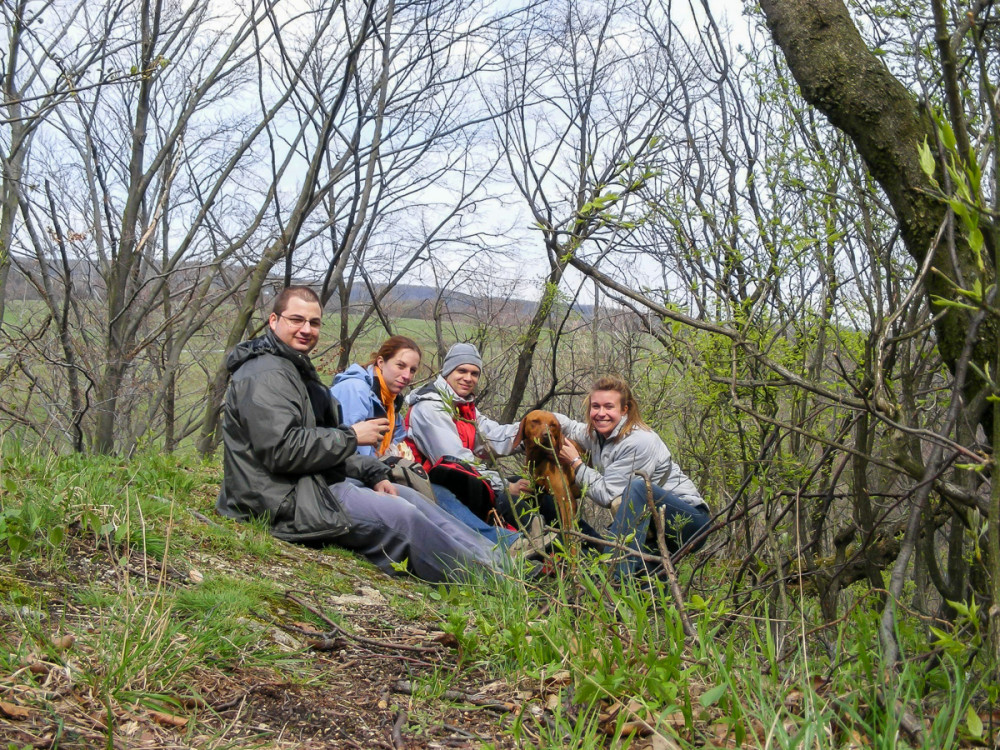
[555,414,707,511]
[330,363,406,457]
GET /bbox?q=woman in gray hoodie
[556,375,711,579]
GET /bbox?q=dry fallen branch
[640,472,698,643]
[391,708,407,749]
[285,591,437,655]
[393,680,516,713]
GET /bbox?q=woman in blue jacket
[331,336,421,457]
[334,338,520,550]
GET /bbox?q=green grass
[1,443,995,748]
[421,551,995,749]
[0,441,431,746]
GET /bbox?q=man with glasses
[215,286,503,582]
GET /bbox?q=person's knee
[391,499,423,524]
[682,509,711,550]
[622,477,650,510]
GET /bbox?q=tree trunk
[92,0,159,454]
[499,258,566,424]
[195,245,284,457]
[758,0,997,433]
[0,0,28,332]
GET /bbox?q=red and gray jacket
[404,375,519,495]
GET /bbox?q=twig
[188,509,219,526]
[213,692,249,711]
[549,525,664,564]
[391,708,407,749]
[393,680,516,713]
[640,472,698,642]
[437,722,488,741]
[285,591,437,654]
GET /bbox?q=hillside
[2,258,595,324]
[0,451,526,748]
[0,448,991,748]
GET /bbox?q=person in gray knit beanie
[404,340,530,547]
[441,342,483,377]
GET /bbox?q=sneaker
[506,515,556,560]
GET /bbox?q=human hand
[508,478,531,497]
[373,479,397,496]
[558,438,580,465]
[351,418,391,447]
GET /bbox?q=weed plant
[428,547,994,749]
[0,441,379,746]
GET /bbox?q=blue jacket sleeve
[330,378,377,456]
[331,379,374,427]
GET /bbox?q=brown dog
[514,410,581,537]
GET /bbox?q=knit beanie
[441,343,483,377]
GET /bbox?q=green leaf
[955,278,984,303]
[966,704,983,739]
[965,159,982,195]
[48,526,64,546]
[918,137,936,180]
[699,683,727,707]
[970,226,984,271]
[949,602,970,619]
[940,120,957,151]
[6,533,29,563]
[930,295,979,312]
[928,625,951,643]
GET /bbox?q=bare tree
[0,0,521,456]
[487,0,700,421]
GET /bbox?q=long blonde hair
[587,375,648,438]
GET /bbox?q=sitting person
[555,375,711,579]
[404,343,527,546]
[330,335,421,458]
[214,286,503,583]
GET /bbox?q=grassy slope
[0,447,991,748]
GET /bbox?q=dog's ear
[513,415,526,448]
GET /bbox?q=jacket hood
[333,363,375,388]
[227,330,321,384]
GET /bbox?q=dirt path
[0,531,528,749]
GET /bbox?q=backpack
[381,456,436,504]
[427,456,501,525]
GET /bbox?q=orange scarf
[374,368,395,457]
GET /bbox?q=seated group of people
[216,286,711,583]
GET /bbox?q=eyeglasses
[279,314,322,329]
